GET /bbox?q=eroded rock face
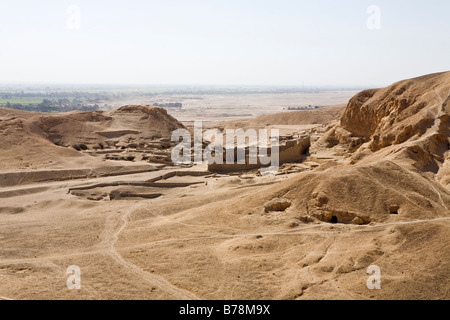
[334,72,450,189]
[340,72,450,153]
[256,73,450,224]
[340,88,380,138]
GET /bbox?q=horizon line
[0,82,378,90]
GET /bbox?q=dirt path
[107,203,200,300]
[0,211,447,300]
[123,217,450,250]
[2,217,448,265]
[415,173,449,212]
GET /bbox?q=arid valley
[0,72,449,300]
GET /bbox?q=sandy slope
[0,73,449,300]
[221,104,346,129]
[0,105,183,171]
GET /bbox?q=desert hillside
[0,73,449,300]
[0,105,184,177]
[297,72,450,220]
[222,104,346,129]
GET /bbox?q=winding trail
[381,160,450,213]
[1,217,448,265]
[0,212,448,299]
[107,203,199,300]
[124,217,450,250]
[412,171,449,212]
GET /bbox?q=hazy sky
[1,0,449,87]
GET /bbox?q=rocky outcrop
[36,105,185,149]
[257,72,450,224]
[340,72,450,155]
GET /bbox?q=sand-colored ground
[0,73,449,300]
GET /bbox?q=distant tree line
[0,89,160,112]
[0,90,156,100]
[4,99,101,112]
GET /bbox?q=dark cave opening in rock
[331,215,338,223]
[390,205,400,215]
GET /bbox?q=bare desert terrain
[0,73,449,300]
[106,90,359,122]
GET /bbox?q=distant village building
[154,102,182,109]
[287,105,320,111]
